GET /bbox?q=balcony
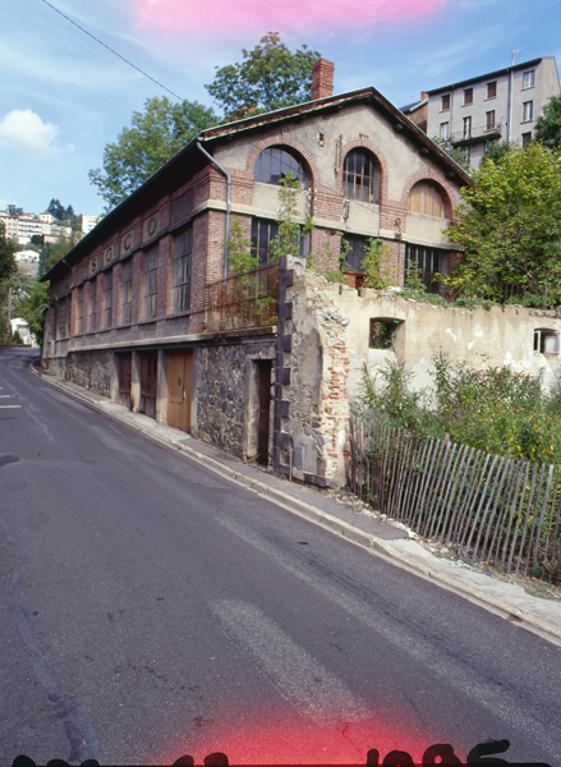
[450,122,503,147]
[203,263,279,334]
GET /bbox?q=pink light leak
[135,0,445,37]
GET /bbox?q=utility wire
[38,0,184,101]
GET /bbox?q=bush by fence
[348,413,561,583]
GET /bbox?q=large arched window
[254,146,309,188]
[343,149,380,203]
[408,181,449,218]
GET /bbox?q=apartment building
[425,56,560,167]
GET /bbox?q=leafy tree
[47,198,65,219]
[0,222,16,281]
[89,97,218,210]
[206,32,321,120]
[362,238,389,289]
[227,217,257,274]
[269,173,303,262]
[14,280,50,346]
[445,142,561,308]
[38,234,78,277]
[481,140,515,164]
[432,137,471,172]
[534,94,561,150]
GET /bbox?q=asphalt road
[1,347,560,767]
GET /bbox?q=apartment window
[144,245,159,320]
[250,217,308,265]
[522,131,532,148]
[406,244,447,293]
[523,100,533,122]
[254,146,309,188]
[486,81,497,99]
[408,181,448,218]
[523,69,535,89]
[486,110,496,130]
[440,121,450,141]
[441,94,450,111]
[89,280,97,332]
[463,116,472,139]
[173,226,192,313]
[121,260,133,325]
[343,149,380,203]
[342,234,368,271]
[104,271,113,328]
[463,88,473,105]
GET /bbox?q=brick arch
[339,138,389,205]
[401,172,455,219]
[247,136,320,190]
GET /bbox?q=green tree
[445,142,561,308]
[432,137,471,172]
[38,234,78,277]
[0,222,16,281]
[206,32,321,120]
[47,198,65,219]
[14,280,50,346]
[89,97,218,210]
[227,217,257,274]
[535,94,561,150]
[362,238,389,289]
[269,173,303,262]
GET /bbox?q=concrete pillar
[156,348,168,425]
[131,350,141,413]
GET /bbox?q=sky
[0,0,559,217]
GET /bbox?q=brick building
[42,61,470,485]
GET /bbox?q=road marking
[0,394,12,398]
[0,404,21,409]
[213,600,369,724]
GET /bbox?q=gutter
[195,140,232,279]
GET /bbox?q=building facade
[42,63,470,485]
[425,56,560,168]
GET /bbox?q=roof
[43,85,473,283]
[400,98,428,114]
[425,57,546,96]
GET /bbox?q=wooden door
[117,352,132,409]
[256,360,272,465]
[139,351,158,418]
[167,350,193,432]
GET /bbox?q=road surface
[1,347,560,766]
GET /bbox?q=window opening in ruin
[369,318,402,349]
[533,328,560,355]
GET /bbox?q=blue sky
[0,0,559,217]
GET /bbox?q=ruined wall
[282,261,561,486]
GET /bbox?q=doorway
[255,359,272,465]
[139,351,158,418]
[117,352,132,409]
[166,350,193,432]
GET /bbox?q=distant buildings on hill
[0,206,102,246]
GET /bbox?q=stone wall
[66,351,113,397]
[279,260,561,486]
[194,338,276,460]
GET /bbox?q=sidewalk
[33,365,561,648]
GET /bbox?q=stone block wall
[66,351,113,397]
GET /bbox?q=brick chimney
[311,59,335,100]
[420,91,429,100]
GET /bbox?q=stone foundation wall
[66,351,113,397]
[194,338,276,459]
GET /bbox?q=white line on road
[0,394,12,398]
[0,404,21,409]
[213,600,369,724]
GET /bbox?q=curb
[31,364,561,649]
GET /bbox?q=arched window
[254,146,309,188]
[343,149,380,203]
[408,181,448,218]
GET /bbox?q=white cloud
[0,110,69,153]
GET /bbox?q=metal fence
[203,263,279,333]
[348,414,561,583]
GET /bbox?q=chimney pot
[311,59,335,100]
